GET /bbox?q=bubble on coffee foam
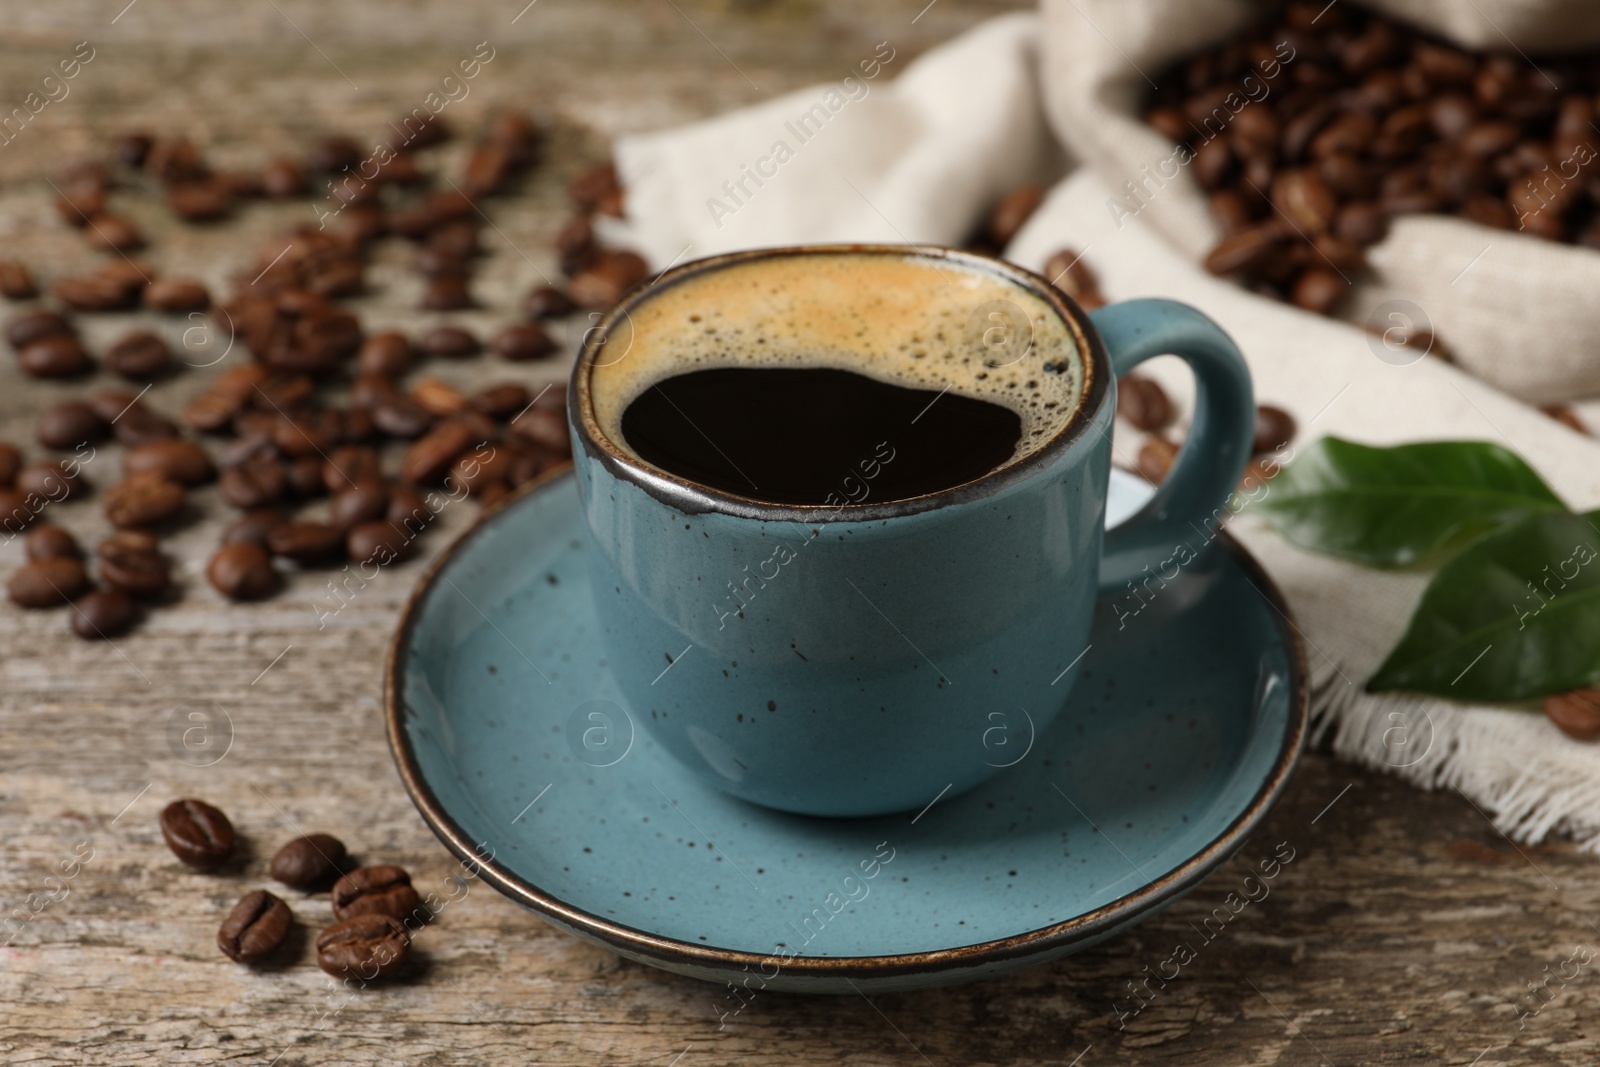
[588,252,1084,468]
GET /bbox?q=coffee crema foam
[587,252,1086,472]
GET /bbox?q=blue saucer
[386,468,1306,993]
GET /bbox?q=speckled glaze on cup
[569,245,1255,817]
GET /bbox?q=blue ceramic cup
[569,245,1253,817]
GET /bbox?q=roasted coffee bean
[271,415,333,459]
[183,393,241,433]
[1311,233,1366,272]
[330,481,389,531]
[356,331,413,377]
[1541,404,1588,435]
[98,531,170,598]
[491,111,541,166]
[1135,437,1178,485]
[331,865,422,923]
[421,274,474,311]
[54,180,105,225]
[508,407,569,454]
[18,334,94,379]
[103,474,185,529]
[124,439,215,486]
[222,508,288,547]
[0,261,37,300]
[1041,247,1103,307]
[104,330,173,380]
[86,214,146,254]
[1290,266,1346,314]
[569,161,620,212]
[1252,404,1297,456]
[51,272,139,313]
[322,444,383,493]
[262,158,309,198]
[1545,688,1600,741]
[1116,375,1173,432]
[555,216,594,261]
[270,833,348,891]
[219,455,289,508]
[37,401,108,450]
[26,523,81,561]
[308,135,363,173]
[7,309,72,348]
[491,322,554,362]
[218,890,293,964]
[143,278,210,312]
[417,325,480,359]
[987,185,1043,245]
[267,521,345,565]
[387,486,434,533]
[167,180,232,222]
[207,542,278,600]
[370,394,434,440]
[450,445,510,495]
[524,285,575,320]
[347,520,414,565]
[412,378,467,416]
[112,402,181,447]
[17,459,82,502]
[472,382,533,420]
[0,441,20,487]
[1203,225,1284,276]
[146,138,207,183]
[506,445,548,488]
[568,250,649,310]
[286,454,325,498]
[7,557,90,608]
[1238,455,1280,495]
[0,488,37,533]
[1332,201,1387,246]
[401,421,475,485]
[316,914,410,979]
[159,798,235,869]
[1272,170,1337,233]
[71,588,137,638]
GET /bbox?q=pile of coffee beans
[1,111,630,639]
[1143,0,1600,318]
[160,796,428,978]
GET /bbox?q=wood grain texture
[0,3,1596,1064]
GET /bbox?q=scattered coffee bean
[330,481,389,531]
[37,401,108,450]
[144,278,211,312]
[7,309,73,349]
[472,382,533,420]
[218,890,293,964]
[16,459,83,502]
[98,531,170,598]
[222,508,289,547]
[1545,688,1600,741]
[356,331,413,377]
[104,330,174,380]
[220,455,289,509]
[412,378,467,416]
[508,407,569,453]
[986,183,1044,246]
[124,439,216,486]
[1252,405,1297,457]
[569,161,620,213]
[1238,456,1280,495]
[524,285,575,320]
[267,521,345,565]
[262,158,309,199]
[1116,375,1173,432]
[103,474,186,529]
[115,131,153,167]
[1136,437,1179,485]
[347,520,414,565]
[71,588,138,638]
[387,486,434,532]
[7,557,90,608]
[1541,404,1589,435]
[269,833,348,891]
[0,261,38,300]
[331,865,422,923]
[110,401,180,446]
[85,213,146,253]
[207,542,278,600]
[568,250,649,309]
[167,180,233,222]
[26,523,81,561]
[401,421,475,485]
[18,334,94,379]
[417,325,480,359]
[491,322,554,362]
[159,798,235,869]
[421,274,474,310]
[1041,247,1104,308]
[316,913,410,979]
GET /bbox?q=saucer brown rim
[385,467,1310,983]
[566,243,1111,522]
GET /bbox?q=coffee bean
[331,865,422,924]
[1136,437,1178,485]
[1544,688,1600,741]
[1541,404,1588,435]
[103,474,185,529]
[262,158,309,198]
[71,588,137,638]
[418,325,480,359]
[18,334,94,379]
[86,214,146,254]
[524,285,575,320]
[569,161,620,212]
[322,444,382,493]
[113,131,152,167]
[491,322,554,362]
[387,486,434,533]
[17,460,83,502]
[449,445,510,496]
[472,382,533,420]
[37,401,108,450]
[0,441,19,486]
[270,833,348,891]
[401,421,475,485]
[159,798,235,869]
[207,542,278,600]
[167,180,233,222]
[219,455,289,508]
[986,184,1044,246]
[316,913,410,979]
[54,182,106,225]
[1289,266,1346,314]
[356,332,413,377]
[1238,456,1281,495]
[267,521,345,566]
[1332,201,1387,245]
[568,250,649,310]
[146,138,207,183]
[1203,225,1284,276]
[52,271,140,313]
[124,439,215,486]
[284,454,323,498]
[421,274,474,311]
[1252,404,1297,456]
[7,557,90,608]
[218,890,293,964]
[508,407,569,454]
[26,523,81,561]
[222,508,289,547]
[1272,170,1337,233]
[98,531,170,598]
[347,520,414,565]
[7,309,72,348]
[104,330,174,380]
[330,481,389,531]
[271,415,333,459]
[506,445,549,488]
[412,378,467,416]
[144,278,210,313]
[1116,375,1173,432]
[0,261,37,300]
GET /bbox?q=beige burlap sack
[1039,0,1600,404]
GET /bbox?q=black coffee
[620,367,1022,506]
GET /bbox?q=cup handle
[1088,298,1255,591]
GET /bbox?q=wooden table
[1,3,1595,1063]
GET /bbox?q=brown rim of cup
[567,243,1111,522]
